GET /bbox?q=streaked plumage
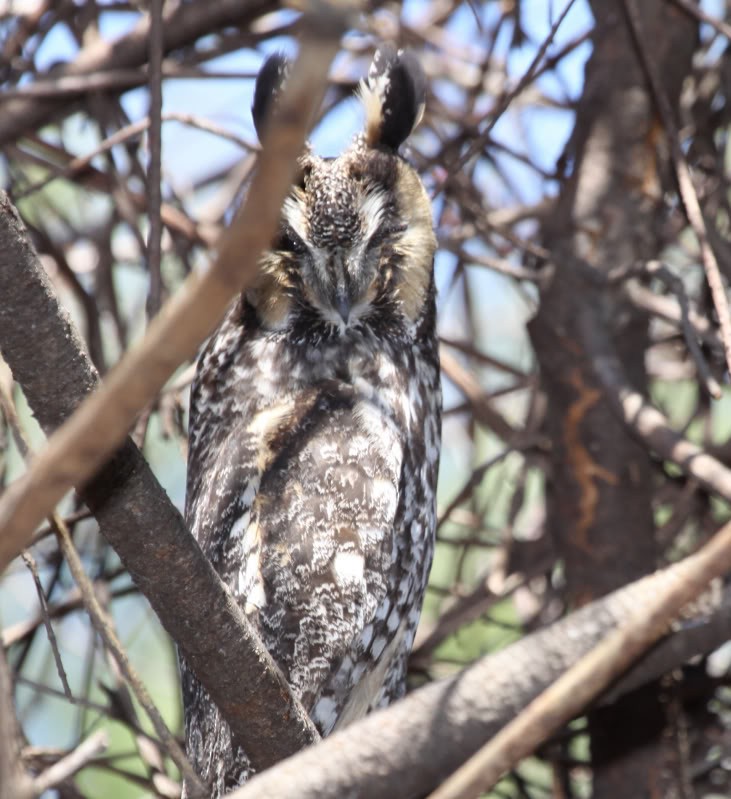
[181,44,440,797]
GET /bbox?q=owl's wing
[189,380,404,723]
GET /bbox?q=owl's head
[247,46,436,339]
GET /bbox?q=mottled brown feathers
[392,160,437,321]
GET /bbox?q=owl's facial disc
[281,179,389,331]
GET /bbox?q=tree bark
[0,646,32,799]
[0,192,319,772]
[228,573,731,799]
[529,1,698,795]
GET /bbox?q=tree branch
[578,306,731,504]
[0,10,348,769]
[428,518,731,799]
[53,513,204,794]
[228,563,731,799]
[0,645,33,799]
[0,0,276,146]
[30,730,109,796]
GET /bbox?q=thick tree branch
[429,519,731,799]
[0,12,348,769]
[228,563,731,799]
[0,17,342,569]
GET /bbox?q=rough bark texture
[228,575,731,799]
[529,2,698,796]
[0,191,319,771]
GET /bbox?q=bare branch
[53,514,204,796]
[20,552,74,702]
[0,0,277,146]
[0,645,33,799]
[579,307,731,504]
[30,730,109,797]
[428,517,731,798]
[145,0,165,319]
[0,14,344,571]
[671,0,731,40]
[227,557,731,799]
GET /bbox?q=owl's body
[182,47,440,796]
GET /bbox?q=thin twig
[626,281,720,349]
[671,0,731,41]
[411,569,539,668]
[0,378,75,701]
[448,0,579,174]
[631,260,721,398]
[52,514,206,797]
[0,1,283,147]
[146,0,165,319]
[439,349,519,441]
[437,449,514,530]
[31,730,109,796]
[20,552,74,703]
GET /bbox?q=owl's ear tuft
[252,53,291,142]
[359,45,426,151]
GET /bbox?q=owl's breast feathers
[186,302,440,724]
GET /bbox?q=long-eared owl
[181,45,441,796]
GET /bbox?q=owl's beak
[335,293,351,325]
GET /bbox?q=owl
[180,45,441,797]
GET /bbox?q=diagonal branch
[578,306,731,504]
[227,555,731,799]
[0,645,33,799]
[53,514,204,795]
[30,730,109,796]
[428,520,731,798]
[0,14,343,571]
[0,11,347,771]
